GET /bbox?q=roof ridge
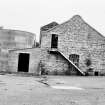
[41,15,83,33]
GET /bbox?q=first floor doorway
[18,53,30,72]
[94,71,99,76]
[51,34,58,48]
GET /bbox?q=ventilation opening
[18,53,30,72]
[51,34,58,48]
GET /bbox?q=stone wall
[40,49,70,75]
[0,49,9,72]
[40,15,105,75]
[0,29,35,49]
[8,48,41,75]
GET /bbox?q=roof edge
[41,15,83,33]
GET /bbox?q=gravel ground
[0,74,105,105]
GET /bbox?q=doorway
[69,54,79,67]
[94,71,99,76]
[51,34,58,48]
[68,54,80,75]
[18,53,30,72]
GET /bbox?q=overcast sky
[0,0,105,41]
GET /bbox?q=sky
[0,0,105,41]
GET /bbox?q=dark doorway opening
[18,53,30,72]
[51,34,58,48]
[94,71,99,76]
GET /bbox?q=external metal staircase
[49,48,85,76]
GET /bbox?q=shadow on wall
[84,58,94,76]
[37,61,48,75]
[37,61,81,76]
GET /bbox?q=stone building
[1,15,105,76]
[40,15,105,76]
[0,28,35,72]
[9,48,41,74]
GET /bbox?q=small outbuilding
[8,48,41,75]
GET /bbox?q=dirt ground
[0,74,105,105]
